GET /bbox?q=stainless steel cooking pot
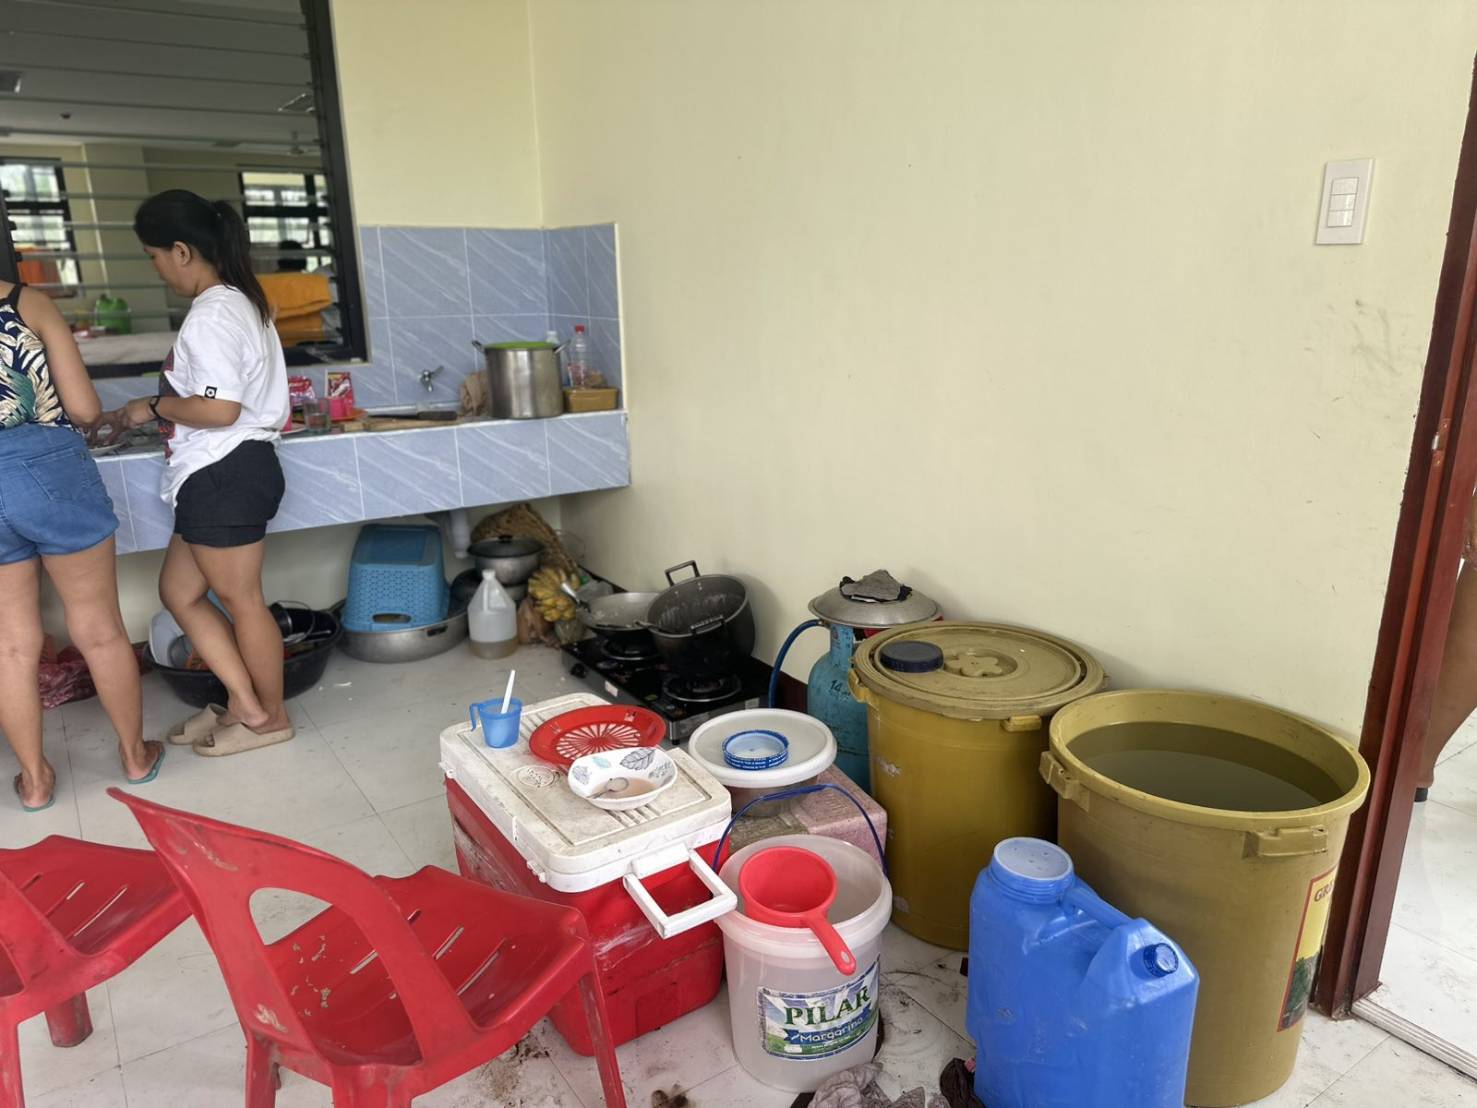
[472,340,562,420]
[644,561,756,675]
[468,535,543,586]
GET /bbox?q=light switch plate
[1316,158,1374,245]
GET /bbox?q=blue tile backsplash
[358,221,621,405]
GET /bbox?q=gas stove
[559,637,772,744]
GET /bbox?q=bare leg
[188,541,287,733]
[1421,561,1477,789]
[0,558,53,807]
[158,535,268,729]
[43,536,159,780]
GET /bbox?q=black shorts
[174,440,286,548]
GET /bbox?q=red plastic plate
[529,705,668,767]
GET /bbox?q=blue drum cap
[879,640,944,673]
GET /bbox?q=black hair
[133,189,272,325]
[276,239,308,273]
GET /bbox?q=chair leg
[575,968,627,1108]
[329,1075,409,1108]
[245,1034,279,1108]
[0,1019,24,1108]
[42,994,92,1048]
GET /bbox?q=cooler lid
[438,693,733,891]
[852,621,1106,720]
[807,570,940,630]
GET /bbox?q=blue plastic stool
[343,524,449,634]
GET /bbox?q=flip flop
[13,773,55,813]
[124,741,166,786]
[193,722,295,758]
[168,704,226,746]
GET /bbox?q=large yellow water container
[849,622,1105,949]
[1043,690,1370,1107]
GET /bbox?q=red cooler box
[440,693,735,1055]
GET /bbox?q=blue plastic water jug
[967,838,1198,1108]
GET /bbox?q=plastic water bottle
[565,324,593,388]
[469,570,517,659]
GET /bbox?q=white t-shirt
[159,285,289,505]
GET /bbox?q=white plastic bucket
[716,834,892,1092]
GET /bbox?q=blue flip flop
[13,773,56,813]
[125,742,166,786]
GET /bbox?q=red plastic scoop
[739,845,856,976]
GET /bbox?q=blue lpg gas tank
[967,838,1199,1108]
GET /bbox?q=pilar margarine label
[757,960,880,1059]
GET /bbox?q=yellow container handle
[1004,714,1043,733]
[847,667,874,706]
[1246,826,1329,858]
[1040,751,1090,811]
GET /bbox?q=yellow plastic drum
[1043,690,1370,1107]
[849,622,1105,949]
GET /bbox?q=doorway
[1316,55,1477,1079]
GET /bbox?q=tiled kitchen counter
[96,411,629,554]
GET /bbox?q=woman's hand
[122,397,156,428]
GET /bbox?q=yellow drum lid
[852,621,1105,721]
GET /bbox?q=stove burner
[663,672,744,705]
[601,636,660,665]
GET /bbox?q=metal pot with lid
[643,560,756,677]
[769,570,940,792]
[848,621,1106,948]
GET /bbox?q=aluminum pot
[340,598,470,663]
[468,536,543,586]
[472,340,562,420]
[644,561,756,675]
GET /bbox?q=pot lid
[469,535,542,558]
[807,570,940,629]
[852,621,1105,720]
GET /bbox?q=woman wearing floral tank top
[0,280,164,810]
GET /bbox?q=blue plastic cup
[471,698,522,749]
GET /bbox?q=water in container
[967,838,1198,1108]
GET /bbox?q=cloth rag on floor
[838,570,911,604]
[793,1064,948,1108]
[937,1058,984,1108]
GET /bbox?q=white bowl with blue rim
[688,709,837,813]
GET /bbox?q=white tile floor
[6,645,1477,1106]
[1358,713,1477,1078]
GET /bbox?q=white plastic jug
[716,834,892,1093]
[469,570,517,658]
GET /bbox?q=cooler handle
[622,848,737,939]
[1040,752,1090,811]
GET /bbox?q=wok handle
[665,560,700,586]
[622,848,737,939]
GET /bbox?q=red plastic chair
[109,788,628,1108]
[0,836,189,1108]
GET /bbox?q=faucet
[418,364,444,393]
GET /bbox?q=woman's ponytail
[134,190,273,325]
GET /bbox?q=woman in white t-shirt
[118,190,293,757]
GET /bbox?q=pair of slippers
[14,740,166,813]
[168,704,295,757]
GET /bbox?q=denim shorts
[0,424,119,564]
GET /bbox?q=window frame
[0,159,82,296]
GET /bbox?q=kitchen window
[241,170,334,272]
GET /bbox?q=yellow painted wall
[527,0,1477,735]
[331,0,542,227]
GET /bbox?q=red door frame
[1316,58,1477,1014]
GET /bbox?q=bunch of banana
[529,567,579,624]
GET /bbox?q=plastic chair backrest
[111,790,478,1062]
[0,862,81,995]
